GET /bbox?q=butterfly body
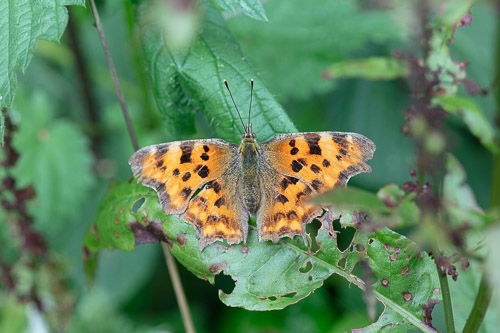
[130,125,375,250]
[240,136,261,215]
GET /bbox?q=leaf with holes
[138,0,293,143]
[86,180,440,326]
[0,0,85,144]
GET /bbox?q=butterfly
[129,80,375,250]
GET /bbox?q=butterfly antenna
[224,80,246,132]
[248,79,254,126]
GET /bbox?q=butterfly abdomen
[240,138,261,215]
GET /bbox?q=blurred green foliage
[1,0,499,332]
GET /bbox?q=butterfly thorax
[239,137,260,215]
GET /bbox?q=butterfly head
[242,123,256,140]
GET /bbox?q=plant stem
[462,9,500,333]
[87,1,195,332]
[462,275,493,333]
[87,0,139,151]
[122,1,158,126]
[161,243,196,333]
[433,245,456,333]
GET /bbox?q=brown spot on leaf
[120,206,125,214]
[381,278,389,287]
[113,231,119,238]
[402,291,412,302]
[83,246,90,261]
[130,221,168,246]
[114,216,119,225]
[384,244,390,252]
[401,266,410,276]
[209,262,227,274]
[176,234,186,246]
[423,299,440,328]
[241,246,249,254]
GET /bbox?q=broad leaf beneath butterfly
[84,181,440,332]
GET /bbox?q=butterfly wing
[130,139,247,249]
[257,132,375,242]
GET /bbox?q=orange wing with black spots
[257,132,375,242]
[129,139,237,215]
[182,172,249,250]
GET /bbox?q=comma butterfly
[129,80,375,250]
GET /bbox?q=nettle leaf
[0,0,85,143]
[323,57,409,81]
[11,91,94,240]
[212,0,267,21]
[434,95,499,153]
[85,181,439,331]
[138,0,293,143]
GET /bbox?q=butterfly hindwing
[182,172,249,250]
[257,132,375,242]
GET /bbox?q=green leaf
[434,0,475,27]
[449,259,500,333]
[443,154,492,228]
[11,91,94,241]
[0,294,28,333]
[434,95,499,153]
[139,0,294,143]
[86,181,440,331]
[323,57,409,81]
[227,0,408,100]
[0,110,4,146]
[313,185,420,228]
[312,187,389,214]
[0,0,85,142]
[212,0,268,21]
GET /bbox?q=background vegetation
[1,0,499,332]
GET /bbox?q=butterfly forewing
[257,132,375,242]
[129,139,238,215]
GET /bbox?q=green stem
[433,245,456,333]
[462,9,500,333]
[462,275,493,333]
